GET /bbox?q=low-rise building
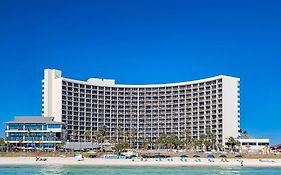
[5,116,64,150]
[237,138,270,153]
[270,144,281,153]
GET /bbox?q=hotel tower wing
[42,69,240,148]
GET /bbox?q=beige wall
[222,76,240,145]
[42,69,62,122]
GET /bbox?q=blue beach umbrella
[207,154,215,158]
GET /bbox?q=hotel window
[258,142,269,146]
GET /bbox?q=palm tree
[49,131,55,151]
[148,139,154,150]
[157,134,168,149]
[236,140,241,148]
[193,138,203,150]
[27,129,31,149]
[56,143,62,150]
[189,138,195,150]
[91,136,96,149]
[45,132,50,149]
[203,130,216,151]
[97,126,106,151]
[129,128,136,148]
[114,142,123,155]
[79,137,84,151]
[174,137,182,150]
[264,145,270,154]
[143,139,149,150]
[226,137,240,152]
[84,130,91,143]
[166,136,174,151]
[124,131,129,143]
[31,133,35,150]
[114,141,130,155]
[182,129,192,150]
[110,137,117,145]
[72,129,78,150]
[0,138,5,151]
[116,127,123,142]
[154,138,161,150]
[242,130,249,139]
[199,134,206,150]
[124,130,134,149]
[156,134,180,151]
[36,137,41,149]
[84,130,92,149]
[72,129,77,142]
[5,137,10,152]
[19,137,24,149]
[239,129,249,139]
[216,143,224,151]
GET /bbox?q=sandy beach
[0,157,280,167]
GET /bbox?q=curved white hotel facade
[42,69,240,148]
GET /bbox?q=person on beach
[78,155,84,161]
[241,160,244,167]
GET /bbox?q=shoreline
[0,157,281,167]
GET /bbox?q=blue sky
[0,1,280,144]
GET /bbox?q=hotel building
[5,116,63,149]
[42,69,240,148]
[237,138,270,153]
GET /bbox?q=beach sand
[0,157,281,167]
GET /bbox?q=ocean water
[0,166,280,175]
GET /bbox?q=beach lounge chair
[180,155,188,162]
[78,158,84,161]
[167,156,174,162]
[155,157,162,161]
[60,155,66,158]
[180,158,187,162]
[259,159,275,163]
[219,154,228,162]
[193,155,201,162]
[236,158,242,162]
